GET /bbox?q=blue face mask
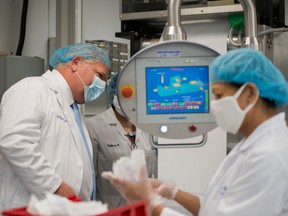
[84,75,106,103]
[76,61,106,103]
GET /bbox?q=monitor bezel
[136,56,216,124]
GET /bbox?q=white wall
[0,0,22,54]
[23,1,50,68]
[82,0,128,46]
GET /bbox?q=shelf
[119,4,243,21]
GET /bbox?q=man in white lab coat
[103,48,288,216]
[0,43,110,211]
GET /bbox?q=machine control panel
[117,41,219,139]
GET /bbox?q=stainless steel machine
[117,40,218,140]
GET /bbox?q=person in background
[103,48,288,216]
[85,72,157,209]
[0,43,110,211]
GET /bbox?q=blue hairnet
[108,72,120,104]
[49,43,110,69]
[210,48,288,106]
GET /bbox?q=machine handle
[150,134,207,148]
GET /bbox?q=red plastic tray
[98,201,148,216]
[2,198,148,216]
[2,196,82,216]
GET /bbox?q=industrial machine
[117,41,218,140]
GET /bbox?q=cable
[16,0,29,56]
[258,27,288,37]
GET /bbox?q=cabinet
[0,56,44,101]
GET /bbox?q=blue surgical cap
[211,48,288,106]
[108,72,120,104]
[49,43,110,69]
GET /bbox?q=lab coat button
[78,163,83,169]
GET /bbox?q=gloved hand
[149,178,178,200]
[102,166,163,214]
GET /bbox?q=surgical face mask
[211,83,258,134]
[113,95,126,117]
[76,62,106,103]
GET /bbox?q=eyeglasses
[82,59,107,82]
[125,132,138,150]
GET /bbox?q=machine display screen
[145,66,209,115]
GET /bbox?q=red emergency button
[189,124,197,132]
[121,85,134,98]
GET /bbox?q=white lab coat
[86,107,157,209]
[199,112,288,216]
[160,113,288,216]
[0,70,92,211]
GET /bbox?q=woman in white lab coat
[85,73,157,209]
[102,48,288,216]
[0,43,110,211]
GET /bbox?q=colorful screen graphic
[146,66,209,114]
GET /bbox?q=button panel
[120,84,134,98]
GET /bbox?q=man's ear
[71,56,82,72]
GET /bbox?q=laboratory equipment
[117,40,219,139]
